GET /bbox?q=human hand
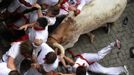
[19,24,29,31]
[68,5,76,11]
[33,3,41,9]
[31,63,40,69]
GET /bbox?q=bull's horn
[53,43,65,55]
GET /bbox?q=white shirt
[42,57,60,72]
[33,43,60,72]
[33,43,54,64]
[28,11,56,43]
[73,57,89,71]
[0,63,11,75]
[73,57,89,75]
[28,26,48,43]
[1,42,24,68]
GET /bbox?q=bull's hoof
[130,47,134,58]
[103,24,111,34]
[85,32,95,43]
[90,34,95,43]
[122,16,128,26]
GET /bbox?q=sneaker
[110,39,121,49]
[124,65,129,75]
[115,39,121,49]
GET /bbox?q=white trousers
[83,45,125,75]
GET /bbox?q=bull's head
[47,14,77,54]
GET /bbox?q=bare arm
[19,22,35,31]
[63,56,75,65]
[7,56,16,70]
[37,9,43,17]
[58,72,75,75]
[59,55,69,68]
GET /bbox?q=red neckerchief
[76,54,95,65]
[34,27,45,31]
[15,34,29,42]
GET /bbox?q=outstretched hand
[19,24,29,31]
[33,3,41,9]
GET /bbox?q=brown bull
[47,0,127,54]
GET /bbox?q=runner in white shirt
[24,42,58,75]
[59,40,129,75]
[19,5,59,44]
[0,40,33,73]
[20,17,49,43]
[25,42,67,75]
[0,62,20,75]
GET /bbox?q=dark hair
[20,40,33,58]
[37,17,48,28]
[8,70,20,75]
[45,52,57,64]
[76,66,87,75]
[20,59,32,74]
[48,6,60,16]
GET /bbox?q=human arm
[19,22,35,31]
[33,3,43,17]
[7,56,16,70]
[56,0,64,7]
[63,55,75,65]
[59,55,71,68]
[7,43,20,71]
[58,72,75,75]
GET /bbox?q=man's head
[76,66,87,75]
[8,70,20,75]
[47,6,60,17]
[20,40,33,58]
[34,17,48,30]
[44,52,57,64]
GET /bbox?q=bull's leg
[85,32,95,43]
[103,22,114,34]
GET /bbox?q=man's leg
[89,62,126,75]
[83,40,120,62]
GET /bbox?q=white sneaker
[115,39,121,49]
[110,39,121,49]
[124,65,129,75]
